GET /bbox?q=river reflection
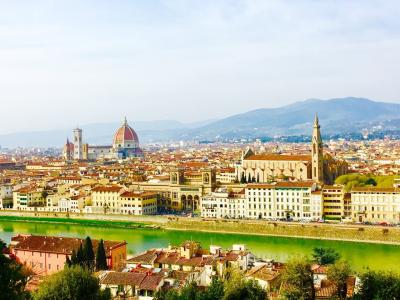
[0,220,399,272]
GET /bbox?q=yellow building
[322,185,345,219]
[13,187,46,210]
[90,185,157,215]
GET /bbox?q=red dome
[113,118,139,146]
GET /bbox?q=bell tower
[311,114,324,182]
[73,128,83,160]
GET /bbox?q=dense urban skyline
[1,0,400,133]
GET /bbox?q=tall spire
[313,113,320,128]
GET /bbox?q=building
[0,183,13,208]
[201,188,246,219]
[13,186,46,210]
[236,115,347,184]
[322,185,345,219]
[245,182,321,221]
[90,186,158,215]
[11,234,127,275]
[351,187,400,224]
[63,118,143,161]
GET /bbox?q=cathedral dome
[113,117,139,149]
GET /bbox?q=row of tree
[155,270,266,300]
[65,236,108,272]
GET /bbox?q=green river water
[0,220,399,272]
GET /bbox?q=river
[0,220,399,272]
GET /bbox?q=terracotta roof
[245,154,311,162]
[91,186,122,193]
[100,271,146,286]
[351,187,398,193]
[127,250,158,264]
[12,235,125,255]
[139,274,164,291]
[246,265,281,282]
[247,181,315,189]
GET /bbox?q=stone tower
[73,128,83,160]
[311,114,324,182]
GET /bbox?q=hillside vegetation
[335,174,399,192]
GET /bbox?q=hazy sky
[0,0,399,134]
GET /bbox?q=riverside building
[351,187,400,224]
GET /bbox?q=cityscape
[1,1,400,300]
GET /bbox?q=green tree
[82,237,95,270]
[33,265,111,300]
[327,260,352,300]
[312,247,340,265]
[223,267,265,300]
[71,249,79,266]
[200,277,224,300]
[247,173,252,183]
[0,242,29,300]
[280,257,315,300]
[356,270,400,299]
[77,243,84,266]
[95,239,108,271]
[240,173,246,184]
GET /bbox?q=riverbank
[1,211,400,245]
[166,218,400,245]
[0,215,160,229]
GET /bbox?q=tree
[71,249,79,266]
[95,239,108,271]
[280,257,315,300]
[77,244,84,266]
[357,270,400,299]
[223,267,265,300]
[240,173,246,184]
[312,247,340,265]
[82,237,95,270]
[0,242,29,300]
[33,265,111,300]
[247,173,252,183]
[327,260,352,300]
[201,277,224,300]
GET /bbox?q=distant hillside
[1,97,400,148]
[186,97,400,140]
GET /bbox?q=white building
[201,182,322,221]
[201,188,246,219]
[246,182,320,221]
[351,187,400,224]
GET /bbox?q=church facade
[236,115,347,184]
[63,118,143,161]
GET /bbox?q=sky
[0,0,399,134]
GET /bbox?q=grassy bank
[0,215,159,229]
[166,219,400,245]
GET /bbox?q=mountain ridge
[1,97,400,148]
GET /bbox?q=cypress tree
[71,249,78,266]
[82,237,95,270]
[240,173,246,184]
[247,173,251,183]
[65,255,72,268]
[95,239,108,271]
[77,244,84,267]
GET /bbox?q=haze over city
[1,0,400,134]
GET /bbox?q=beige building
[236,115,347,184]
[351,187,400,224]
[13,186,46,210]
[90,186,157,215]
[133,168,216,212]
